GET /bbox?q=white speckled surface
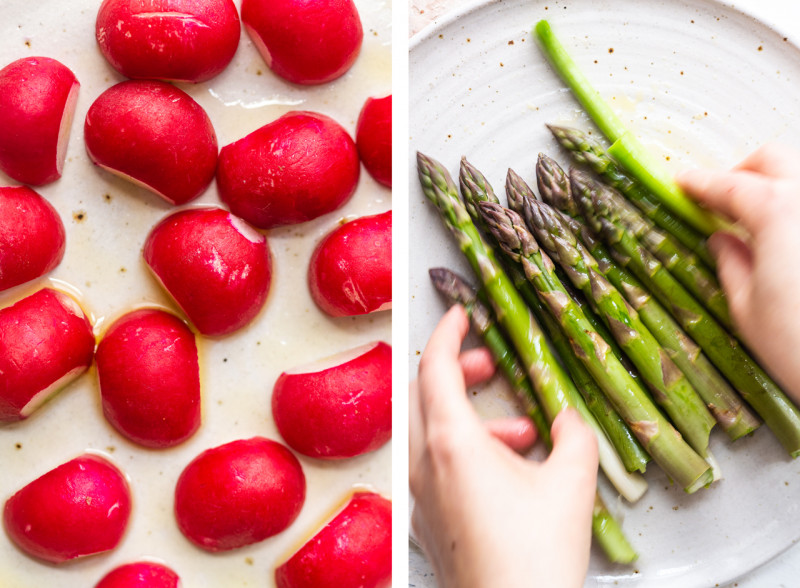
[409,0,800,586]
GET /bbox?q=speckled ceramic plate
[0,1,391,586]
[409,1,800,586]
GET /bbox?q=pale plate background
[409,0,800,586]
[0,1,392,587]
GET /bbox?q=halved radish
[143,207,272,336]
[96,308,201,448]
[96,0,241,83]
[84,80,218,205]
[0,56,79,185]
[241,0,362,85]
[217,111,359,229]
[3,454,132,564]
[0,186,66,292]
[272,341,391,459]
[356,95,392,188]
[0,288,94,423]
[95,561,180,588]
[274,491,392,588]
[308,210,392,317]
[174,437,306,552]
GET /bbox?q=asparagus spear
[572,172,800,457]
[429,267,551,447]
[533,19,724,235]
[477,200,712,493]
[546,124,715,269]
[460,160,650,473]
[536,158,760,440]
[518,194,717,457]
[429,267,638,563]
[417,152,648,502]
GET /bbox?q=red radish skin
[3,454,132,564]
[96,0,240,83]
[174,437,306,552]
[274,492,392,588]
[0,186,66,291]
[0,288,95,423]
[0,56,79,185]
[356,95,392,188]
[308,210,392,317]
[272,342,391,459]
[95,561,180,588]
[84,80,218,205]
[241,0,362,85]
[96,308,201,449]
[217,111,359,229]
[143,207,271,336]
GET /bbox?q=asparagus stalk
[460,160,650,473]
[536,158,761,440]
[572,172,800,457]
[518,193,717,458]
[546,124,715,268]
[429,267,637,563]
[533,19,724,235]
[477,201,712,492]
[417,152,648,502]
[429,267,551,447]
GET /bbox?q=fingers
[676,168,775,236]
[707,231,753,322]
[546,409,599,483]
[485,416,538,452]
[459,346,496,388]
[409,378,424,481]
[733,142,800,179]
[417,305,480,427]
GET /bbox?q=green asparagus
[572,172,800,457]
[478,200,712,492]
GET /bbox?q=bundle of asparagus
[414,19,800,564]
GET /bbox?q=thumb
[546,409,599,484]
[707,231,753,323]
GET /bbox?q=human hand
[677,143,800,400]
[409,305,598,588]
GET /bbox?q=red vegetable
[174,437,306,552]
[241,0,363,85]
[96,308,201,448]
[4,454,132,564]
[0,186,66,292]
[96,0,241,83]
[356,95,392,188]
[217,111,359,229]
[272,341,392,459]
[0,56,79,185]
[95,562,180,588]
[308,210,392,317]
[275,492,392,588]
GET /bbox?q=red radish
[96,308,201,449]
[84,80,218,205]
[0,288,94,423]
[308,210,392,317]
[96,0,240,83]
[272,341,391,459]
[0,186,66,291]
[95,561,180,588]
[217,111,359,229]
[174,437,306,552]
[241,0,362,85]
[3,454,132,564]
[143,207,271,336]
[275,491,392,588]
[0,57,79,185]
[356,95,392,188]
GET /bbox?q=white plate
[409,1,800,586]
[0,1,391,586]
